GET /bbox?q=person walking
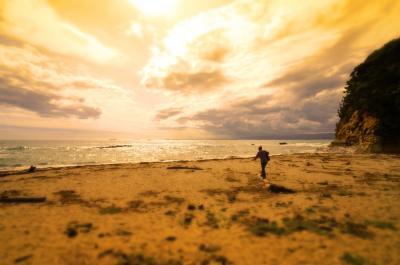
[254,146,270,180]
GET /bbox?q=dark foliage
[337,38,400,140]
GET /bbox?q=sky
[0,0,399,140]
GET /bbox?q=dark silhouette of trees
[337,38,400,143]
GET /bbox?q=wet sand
[0,153,399,265]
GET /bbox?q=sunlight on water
[0,139,331,170]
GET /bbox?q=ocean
[0,139,331,171]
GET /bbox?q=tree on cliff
[336,37,400,149]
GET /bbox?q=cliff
[334,38,400,152]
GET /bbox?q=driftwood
[0,196,46,203]
[0,165,38,177]
[167,166,203,170]
[15,254,33,263]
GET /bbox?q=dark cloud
[0,77,101,119]
[69,80,104,90]
[266,64,349,99]
[0,34,25,47]
[265,23,373,97]
[174,78,342,138]
[154,107,182,121]
[175,91,339,138]
[0,43,103,119]
[177,91,338,138]
[146,69,228,94]
[0,124,137,140]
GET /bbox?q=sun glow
[129,0,177,17]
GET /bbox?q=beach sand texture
[0,153,399,265]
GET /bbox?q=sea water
[0,139,331,170]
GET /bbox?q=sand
[0,153,399,265]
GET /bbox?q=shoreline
[0,156,252,174]
[0,149,346,175]
[0,139,333,172]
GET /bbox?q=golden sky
[0,0,399,139]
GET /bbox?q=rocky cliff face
[334,111,381,152]
[334,38,400,153]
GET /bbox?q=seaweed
[340,222,374,239]
[201,255,232,265]
[205,211,219,229]
[164,195,185,204]
[225,175,240,183]
[139,190,161,197]
[337,189,353,196]
[164,210,177,216]
[98,250,183,265]
[275,201,292,208]
[268,184,295,194]
[198,244,221,253]
[226,191,237,203]
[283,215,336,236]
[365,220,396,230]
[230,209,250,222]
[304,206,317,213]
[99,205,123,215]
[249,218,285,236]
[127,200,145,211]
[183,213,194,227]
[187,204,196,210]
[340,252,376,265]
[248,215,339,237]
[54,190,83,204]
[65,222,93,238]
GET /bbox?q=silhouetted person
[254,146,270,179]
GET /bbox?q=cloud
[177,90,341,138]
[141,12,235,94]
[0,124,139,140]
[154,107,182,120]
[0,42,111,119]
[145,69,228,94]
[141,0,338,95]
[264,38,356,99]
[143,28,231,94]
[172,32,355,137]
[147,0,400,138]
[0,81,101,119]
[0,0,118,63]
[187,29,230,63]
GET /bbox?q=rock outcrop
[334,38,400,152]
[334,111,381,152]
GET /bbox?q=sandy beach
[1,153,400,265]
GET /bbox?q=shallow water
[0,139,331,170]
